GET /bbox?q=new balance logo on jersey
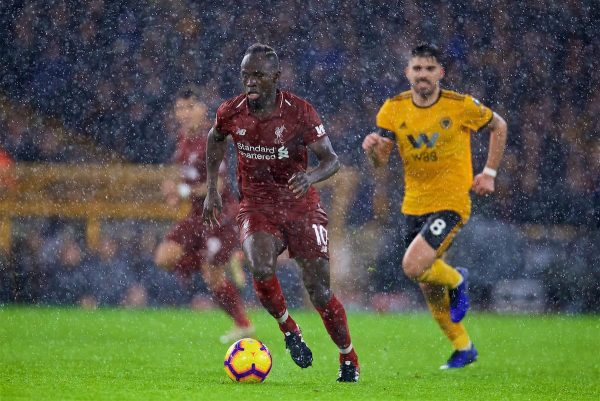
[407,133,439,149]
[235,127,246,136]
[315,124,326,137]
[277,146,289,159]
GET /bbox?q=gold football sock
[417,259,462,289]
[427,289,471,350]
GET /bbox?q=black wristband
[376,128,395,140]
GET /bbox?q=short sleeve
[215,102,234,137]
[301,102,326,145]
[376,99,396,133]
[462,95,493,132]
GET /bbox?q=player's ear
[273,70,281,83]
[439,67,445,79]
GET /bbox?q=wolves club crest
[440,117,452,129]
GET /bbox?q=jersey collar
[243,90,284,118]
[411,88,442,109]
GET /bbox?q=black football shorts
[404,210,464,254]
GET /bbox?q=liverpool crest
[274,125,286,144]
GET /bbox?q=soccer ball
[224,338,272,383]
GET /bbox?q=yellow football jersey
[376,89,493,220]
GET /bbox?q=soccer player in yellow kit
[363,43,507,369]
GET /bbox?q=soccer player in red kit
[155,86,254,344]
[203,44,360,382]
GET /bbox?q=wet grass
[1,306,599,400]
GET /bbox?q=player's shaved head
[243,43,280,71]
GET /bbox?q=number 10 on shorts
[312,224,328,246]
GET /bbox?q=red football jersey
[174,129,209,187]
[174,129,233,205]
[215,91,328,213]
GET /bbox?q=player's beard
[247,90,277,112]
[414,80,437,99]
[248,96,263,111]
[248,93,274,112]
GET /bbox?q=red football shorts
[237,206,329,260]
[166,204,239,267]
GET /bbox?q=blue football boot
[440,344,478,369]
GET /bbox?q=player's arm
[362,129,395,168]
[471,112,508,196]
[188,137,232,199]
[187,166,226,199]
[188,182,208,198]
[288,136,340,198]
[202,126,228,227]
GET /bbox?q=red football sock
[316,294,359,366]
[340,348,359,366]
[212,280,251,328]
[253,275,298,334]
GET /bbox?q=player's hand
[471,172,495,196]
[362,133,394,165]
[161,179,179,207]
[202,189,223,228]
[288,171,313,198]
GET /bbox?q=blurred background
[0,0,598,313]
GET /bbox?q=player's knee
[248,254,277,280]
[402,256,424,281]
[202,266,226,288]
[248,262,276,280]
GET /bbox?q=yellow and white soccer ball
[224,338,272,383]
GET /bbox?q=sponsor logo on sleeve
[315,124,326,137]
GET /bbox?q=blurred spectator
[129,229,188,307]
[0,146,16,193]
[83,235,134,307]
[11,226,47,303]
[43,234,90,306]
[0,248,14,304]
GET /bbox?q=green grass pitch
[1,307,599,400]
